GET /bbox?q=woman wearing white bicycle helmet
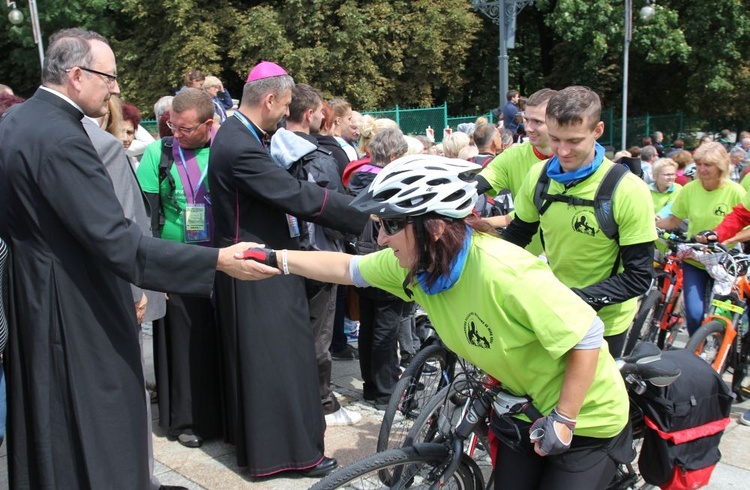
[243,154,632,489]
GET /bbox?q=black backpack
[632,349,733,489]
[533,161,629,241]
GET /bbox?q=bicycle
[623,230,687,356]
[377,343,455,453]
[311,344,681,490]
[684,244,750,401]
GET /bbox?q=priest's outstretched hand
[217,242,281,280]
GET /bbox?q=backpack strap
[594,163,629,241]
[157,137,177,226]
[533,161,553,216]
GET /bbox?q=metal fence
[142,105,748,147]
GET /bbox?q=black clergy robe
[0,88,220,489]
[208,114,368,475]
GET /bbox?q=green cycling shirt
[358,232,629,439]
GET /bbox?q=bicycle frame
[652,243,685,348]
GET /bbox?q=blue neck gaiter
[546,142,606,184]
[417,228,472,295]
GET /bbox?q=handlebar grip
[523,403,544,422]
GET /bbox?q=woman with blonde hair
[656,142,746,335]
[442,131,470,158]
[342,117,399,187]
[358,115,399,155]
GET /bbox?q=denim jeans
[682,262,712,336]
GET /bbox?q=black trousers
[307,281,340,415]
[155,293,221,438]
[491,417,632,490]
[330,283,349,353]
[358,294,402,404]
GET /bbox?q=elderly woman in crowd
[650,158,682,219]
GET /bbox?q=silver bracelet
[281,249,289,275]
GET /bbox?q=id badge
[286,214,300,238]
[184,204,209,243]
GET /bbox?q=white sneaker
[325,407,362,426]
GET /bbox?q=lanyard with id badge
[234,111,300,238]
[175,144,212,243]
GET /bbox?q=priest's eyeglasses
[68,66,119,87]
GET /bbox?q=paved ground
[1,330,749,489]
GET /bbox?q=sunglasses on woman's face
[380,217,413,236]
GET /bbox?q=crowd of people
[1,26,750,490]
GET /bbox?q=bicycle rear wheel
[684,321,727,372]
[378,344,449,452]
[623,289,661,356]
[309,444,483,490]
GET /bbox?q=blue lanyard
[234,111,265,148]
[177,145,209,202]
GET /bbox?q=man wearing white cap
[208,61,368,478]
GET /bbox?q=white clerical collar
[39,86,85,115]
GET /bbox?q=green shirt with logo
[650,183,682,216]
[670,180,746,238]
[479,142,546,256]
[358,232,628,438]
[513,160,657,336]
[136,139,211,243]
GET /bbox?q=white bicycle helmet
[684,162,696,178]
[349,154,481,219]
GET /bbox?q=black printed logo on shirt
[464,313,493,349]
[714,204,729,217]
[571,210,599,237]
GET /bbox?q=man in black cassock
[0,28,276,489]
[208,62,368,477]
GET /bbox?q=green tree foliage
[13,0,481,115]
[227,0,481,110]
[0,0,122,96]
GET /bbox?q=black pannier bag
[632,349,733,489]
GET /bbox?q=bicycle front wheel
[378,345,449,452]
[309,444,483,490]
[685,321,727,372]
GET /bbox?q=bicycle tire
[685,320,728,372]
[377,344,449,453]
[309,443,482,490]
[623,289,661,356]
[403,383,466,446]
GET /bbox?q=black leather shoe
[301,457,338,477]
[159,486,188,490]
[168,429,203,448]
